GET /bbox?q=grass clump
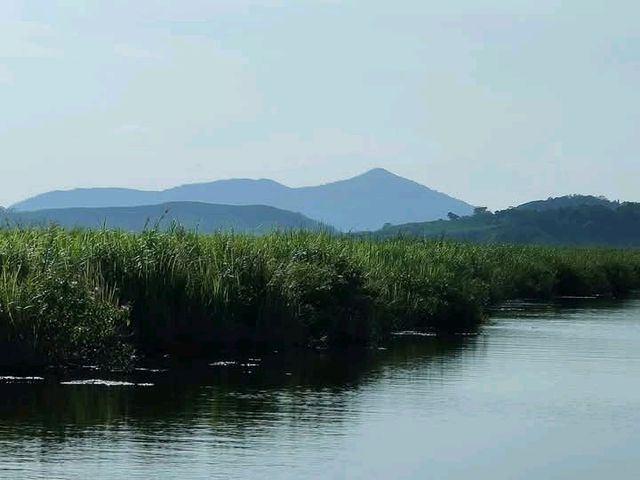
[0,233,131,368]
[1,227,639,368]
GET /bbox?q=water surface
[1,298,639,479]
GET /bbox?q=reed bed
[1,227,639,367]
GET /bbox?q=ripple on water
[0,376,44,383]
[60,380,154,387]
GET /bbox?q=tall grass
[1,227,639,367]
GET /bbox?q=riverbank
[1,228,639,368]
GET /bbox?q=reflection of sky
[1,1,639,210]
[1,299,640,479]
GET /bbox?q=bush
[0,267,131,368]
[269,247,373,346]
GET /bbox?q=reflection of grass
[0,337,471,443]
[1,227,640,367]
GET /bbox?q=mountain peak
[360,168,396,178]
[344,168,412,185]
[12,169,474,231]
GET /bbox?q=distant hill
[372,196,640,247]
[12,169,474,231]
[1,202,329,234]
[516,195,617,212]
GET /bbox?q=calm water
[1,298,640,479]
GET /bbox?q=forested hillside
[374,199,640,247]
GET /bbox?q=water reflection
[0,337,472,444]
[2,299,640,480]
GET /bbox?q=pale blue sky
[1,0,638,209]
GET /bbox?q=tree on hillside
[473,207,491,216]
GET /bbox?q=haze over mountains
[8,170,638,246]
[12,169,474,232]
[2,203,327,235]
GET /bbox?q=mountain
[12,169,474,231]
[2,202,329,235]
[371,196,640,247]
[516,195,617,212]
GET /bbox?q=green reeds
[1,227,639,368]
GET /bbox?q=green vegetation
[376,199,640,247]
[1,227,640,368]
[516,194,617,212]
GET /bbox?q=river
[1,298,639,479]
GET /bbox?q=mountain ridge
[12,169,475,231]
[372,195,640,247]
[2,202,329,235]
[515,195,617,212]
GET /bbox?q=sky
[1,0,639,209]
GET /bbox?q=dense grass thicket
[1,228,640,368]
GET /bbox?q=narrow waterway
[1,298,639,479]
